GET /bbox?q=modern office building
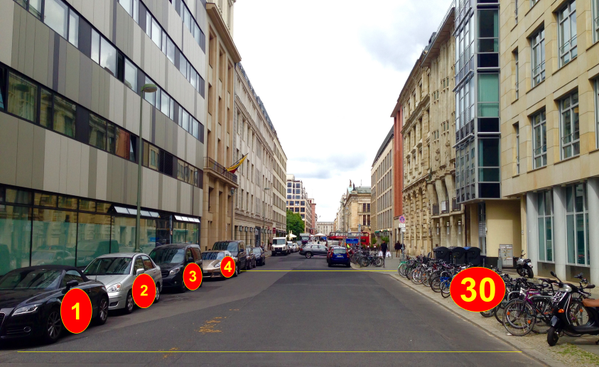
[453,0,520,266]
[201,0,241,251]
[233,63,287,247]
[500,0,599,282]
[371,126,394,244]
[286,174,315,234]
[0,0,208,275]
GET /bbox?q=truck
[299,233,311,245]
[271,237,290,256]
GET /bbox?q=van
[271,237,289,256]
[212,240,248,273]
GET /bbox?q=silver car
[83,253,162,314]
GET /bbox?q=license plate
[551,316,559,327]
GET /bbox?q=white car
[287,242,298,252]
[272,237,289,256]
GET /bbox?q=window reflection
[31,208,77,267]
[100,37,117,76]
[89,114,107,150]
[77,212,113,266]
[44,0,68,39]
[8,73,38,122]
[0,205,31,276]
[53,95,76,137]
[40,89,52,128]
[124,59,137,91]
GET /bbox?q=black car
[149,244,203,292]
[252,247,266,266]
[212,241,247,276]
[0,266,109,344]
[299,244,328,258]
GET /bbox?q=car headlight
[169,267,181,276]
[215,262,221,268]
[13,304,41,315]
[106,283,122,293]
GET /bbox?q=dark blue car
[327,247,350,267]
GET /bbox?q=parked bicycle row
[397,256,599,346]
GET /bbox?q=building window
[478,73,499,117]
[515,0,518,24]
[53,95,76,138]
[40,0,79,47]
[537,190,553,262]
[531,0,539,8]
[596,79,599,149]
[124,59,137,91]
[530,27,545,87]
[478,9,499,53]
[91,30,119,77]
[594,0,599,43]
[514,123,520,174]
[560,91,579,159]
[557,1,577,67]
[566,183,589,265]
[8,72,38,122]
[532,110,547,169]
[118,0,140,23]
[89,114,107,150]
[513,49,519,99]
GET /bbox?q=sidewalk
[350,260,599,367]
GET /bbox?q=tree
[286,210,305,236]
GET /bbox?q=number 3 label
[450,267,505,312]
[183,263,202,291]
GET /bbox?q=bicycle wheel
[374,257,383,267]
[411,269,422,285]
[495,292,519,325]
[430,276,441,293]
[503,299,536,336]
[480,306,497,318]
[398,263,407,277]
[531,298,553,334]
[422,271,431,287]
[359,257,369,268]
[441,281,451,298]
[563,299,588,337]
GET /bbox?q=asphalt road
[0,253,545,367]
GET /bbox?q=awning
[113,206,160,218]
[174,215,201,223]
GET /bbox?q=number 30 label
[450,267,506,312]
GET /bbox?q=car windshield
[0,269,62,290]
[252,248,261,254]
[273,239,286,245]
[84,257,132,275]
[150,248,185,264]
[212,242,239,255]
[333,248,346,254]
[202,252,226,261]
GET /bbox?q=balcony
[204,157,238,186]
[452,198,462,212]
[440,200,449,214]
[432,204,440,216]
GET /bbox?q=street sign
[398,223,406,228]
[399,215,406,224]
[401,228,407,233]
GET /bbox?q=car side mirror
[136,268,144,276]
[187,257,194,264]
[65,280,78,291]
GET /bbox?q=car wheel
[93,296,109,325]
[43,307,63,344]
[328,262,332,267]
[262,258,266,266]
[154,283,161,303]
[233,263,239,277]
[306,252,312,259]
[178,281,187,293]
[124,291,134,314]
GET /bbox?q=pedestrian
[400,243,405,260]
[381,241,388,267]
[394,241,400,258]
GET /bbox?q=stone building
[233,63,287,247]
[317,221,334,236]
[338,186,371,235]
[500,0,599,282]
[371,127,394,245]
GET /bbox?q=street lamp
[135,83,157,253]
[262,187,270,247]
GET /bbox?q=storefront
[0,185,200,275]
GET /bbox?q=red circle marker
[450,267,506,312]
[183,263,203,291]
[220,256,236,278]
[60,288,93,334]
[132,273,156,309]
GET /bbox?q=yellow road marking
[18,351,523,354]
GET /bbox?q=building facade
[233,63,286,247]
[317,221,334,236]
[422,7,465,249]
[500,0,599,282]
[0,0,208,274]
[371,127,395,244]
[201,0,241,251]
[286,175,315,234]
[338,186,371,235]
[397,53,433,256]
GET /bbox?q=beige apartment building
[396,51,433,256]
[371,127,395,244]
[337,186,371,235]
[500,0,599,282]
[233,64,287,247]
[423,10,465,249]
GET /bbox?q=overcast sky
[234,0,453,222]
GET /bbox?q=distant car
[0,266,108,343]
[201,250,232,279]
[271,237,289,256]
[245,249,257,269]
[299,244,328,259]
[84,253,162,314]
[328,247,351,267]
[212,241,247,276]
[149,244,203,292]
[252,247,266,266]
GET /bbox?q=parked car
[328,247,351,267]
[252,247,266,266]
[0,265,108,343]
[211,241,247,276]
[84,253,162,314]
[245,249,257,269]
[201,250,232,279]
[287,242,299,252]
[299,244,328,258]
[149,244,203,292]
[271,237,289,256]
